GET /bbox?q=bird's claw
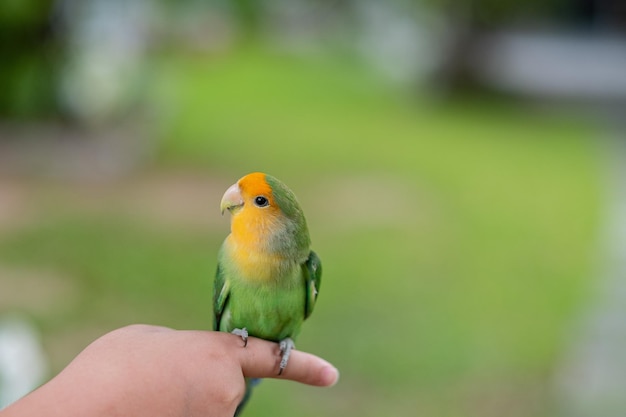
[232,328,248,347]
[278,338,295,375]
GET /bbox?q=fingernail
[321,365,340,387]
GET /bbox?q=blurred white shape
[58,0,153,124]
[556,136,626,417]
[472,29,626,102]
[356,0,445,84]
[0,316,48,409]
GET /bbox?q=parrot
[214,172,322,416]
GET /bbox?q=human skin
[0,325,339,417]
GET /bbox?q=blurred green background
[1,0,623,416]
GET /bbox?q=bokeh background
[1,0,626,416]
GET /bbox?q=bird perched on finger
[214,172,322,416]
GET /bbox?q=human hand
[1,324,338,417]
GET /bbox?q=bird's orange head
[220,172,310,256]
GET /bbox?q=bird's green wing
[213,262,231,331]
[304,250,322,320]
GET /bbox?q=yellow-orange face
[220,172,311,279]
[220,172,284,249]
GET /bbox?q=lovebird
[214,172,322,416]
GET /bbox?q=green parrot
[214,172,322,416]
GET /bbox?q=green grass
[0,215,215,334]
[0,46,602,417]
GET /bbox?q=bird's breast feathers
[223,235,300,284]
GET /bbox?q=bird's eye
[254,196,269,207]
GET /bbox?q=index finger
[235,336,339,387]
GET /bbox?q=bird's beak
[220,183,244,215]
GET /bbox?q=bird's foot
[278,337,295,375]
[232,328,248,347]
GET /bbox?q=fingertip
[281,353,339,387]
[319,364,339,387]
